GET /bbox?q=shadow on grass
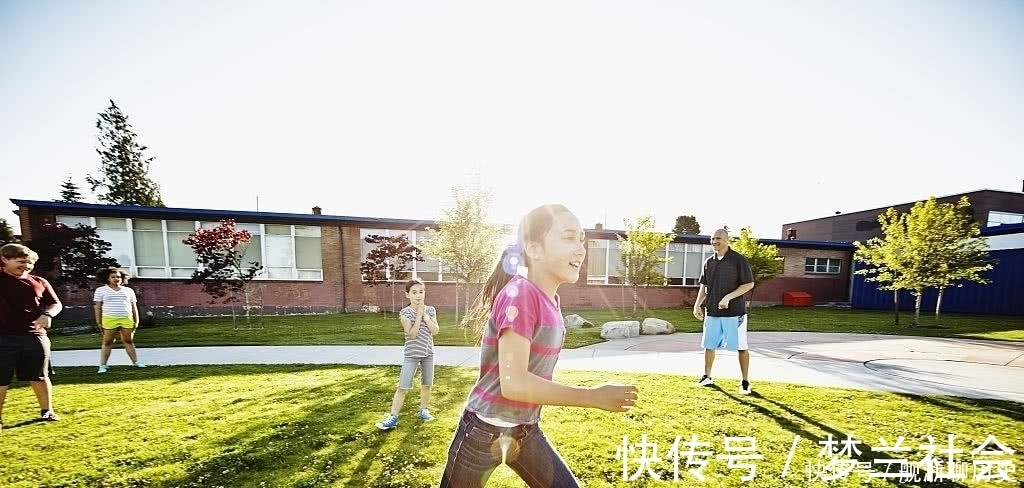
[143,365,477,488]
[729,391,990,488]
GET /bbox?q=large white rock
[601,320,640,339]
[641,317,674,335]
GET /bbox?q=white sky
[2,1,1022,238]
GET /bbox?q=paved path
[51,332,1024,403]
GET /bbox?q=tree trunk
[892,289,900,326]
[913,292,922,327]
[454,282,460,328]
[935,287,945,325]
[632,285,639,314]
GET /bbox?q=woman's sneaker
[375,414,399,431]
[417,408,435,421]
[40,410,59,421]
[740,380,752,395]
[697,375,714,386]
[97,365,108,374]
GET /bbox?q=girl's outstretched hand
[591,382,640,412]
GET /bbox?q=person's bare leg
[29,379,52,411]
[119,328,139,363]
[100,329,117,365]
[389,389,409,416]
[419,385,432,409]
[738,350,750,381]
[704,349,716,377]
[0,386,8,419]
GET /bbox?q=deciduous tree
[854,197,993,326]
[87,100,165,206]
[617,216,674,314]
[183,219,263,327]
[853,208,911,325]
[903,196,992,324]
[420,182,503,324]
[730,227,783,302]
[360,233,423,313]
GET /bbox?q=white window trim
[55,216,323,281]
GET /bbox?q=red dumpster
[782,291,813,307]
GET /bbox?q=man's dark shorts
[0,335,52,386]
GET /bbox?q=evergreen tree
[0,218,17,245]
[58,176,84,202]
[672,215,701,235]
[25,223,120,290]
[86,100,165,206]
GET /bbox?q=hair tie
[501,243,524,275]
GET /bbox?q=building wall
[15,200,852,319]
[781,190,1024,242]
[749,247,851,304]
[851,248,1024,316]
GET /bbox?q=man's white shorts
[701,315,748,351]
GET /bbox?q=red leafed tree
[359,234,423,312]
[182,220,263,319]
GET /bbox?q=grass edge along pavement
[47,307,1024,351]
[0,364,1020,487]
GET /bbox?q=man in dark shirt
[0,243,62,430]
[692,229,755,394]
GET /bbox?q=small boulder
[601,320,640,339]
[641,317,674,335]
[564,314,594,329]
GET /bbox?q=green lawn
[1,365,1020,487]
[50,307,1024,351]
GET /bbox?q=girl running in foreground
[439,204,639,487]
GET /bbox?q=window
[586,239,713,286]
[987,211,1024,227]
[359,228,451,282]
[805,257,841,274]
[95,217,133,270]
[55,215,322,280]
[133,219,167,278]
[167,221,199,278]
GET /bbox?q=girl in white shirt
[93,267,145,373]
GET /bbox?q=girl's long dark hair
[460,204,572,343]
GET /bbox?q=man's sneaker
[97,365,108,374]
[133,362,147,368]
[417,408,435,421]
[40,410,59,422]
[697,375,714,386]
[740,380,752,395]
[375,414,399,430]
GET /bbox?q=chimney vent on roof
[595,222,603,230]
[786,228,798,240]
[312,206,322,215]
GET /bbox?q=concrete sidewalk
[51,332,1024,403]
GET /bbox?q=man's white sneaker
[740,380,752,395]
[697,375,714,386]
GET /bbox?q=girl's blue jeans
[439,409,580,488]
